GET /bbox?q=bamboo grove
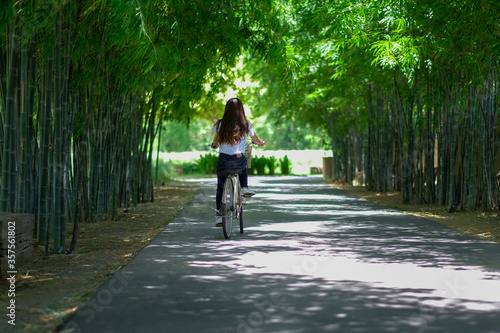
[0,0,287,253]
[2,0,499,254]
[250,0,500,211]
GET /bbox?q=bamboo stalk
[0,35,7,155]
[18,30,28,213]
[60,7,73,246]
[425,76,436,204]
[7,23,18,212]
[0,19,17,211]
[40,41,54,251]
[26,34,37,214]
[366,85,374,190]
[53,9,64,252]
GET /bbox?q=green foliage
[251,156,267,175]
[248,155,290,175]
[152,159,176,181]
[195,153,218,175]
[180,161,199,175]
[159,119,214,152]
[3,0,500,260]
[279,155,292,175]
[251,116,328,150]
[158,115,328,152]
[0,0,293,253]
[267,156,277,175]
[242,0,500,210]
[153,154,218,181]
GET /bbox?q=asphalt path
[62,176,500,333]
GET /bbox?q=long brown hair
[215,98,250,145]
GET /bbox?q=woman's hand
[251,134,266,147]
[256,140,266,147]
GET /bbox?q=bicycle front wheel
[239,205,244,234]
[236,184,244,234]
[222,177,234,239]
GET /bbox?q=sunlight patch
[214,250,500,311]
[181,275,227,282]
[247,221,328,233]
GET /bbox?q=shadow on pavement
[62,176,500,333]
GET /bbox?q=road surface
[62,176,500,333]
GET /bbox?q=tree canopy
[244,0,500,211]
[1,0,500,252]
[0,0,291,252]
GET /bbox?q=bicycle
[213,141,258,239]
[220,169,245,239]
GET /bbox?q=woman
[210,98,266,226]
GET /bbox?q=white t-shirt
[212,122,255,155]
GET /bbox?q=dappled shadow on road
[66,176,500,333]
[122,235,500,332]
[124,176,500,332]
[243,177,500,269]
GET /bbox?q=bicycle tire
[235,181,244,234]
[222,177,234,239]
[239,205,244,233]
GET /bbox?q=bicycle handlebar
[209,141,266,150]
[246,141,266,148]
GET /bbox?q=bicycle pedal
[242,193,254,198]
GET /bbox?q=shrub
[251,155,267,175]
[267,156,277,175]
[182,161,199,175]
[279,155,292,175]
[196,152,218,174]
[152,159,177,181]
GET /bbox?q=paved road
[63,176,500,333]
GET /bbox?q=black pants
[216,153,248,211]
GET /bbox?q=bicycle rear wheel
[222,177,234,239]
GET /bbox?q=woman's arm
[251,134,266,146]
[210,133,220,149]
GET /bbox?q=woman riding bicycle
[210,98,266,226]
